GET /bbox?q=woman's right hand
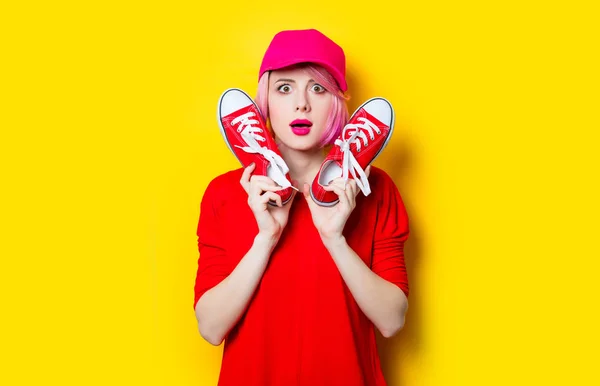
[240,163,296,239]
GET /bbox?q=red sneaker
[310,97,394,206]
[218,88,294,205]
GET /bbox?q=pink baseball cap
[259,29,347,92]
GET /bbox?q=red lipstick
[290,119,313,136]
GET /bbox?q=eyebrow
[274,78,316,84]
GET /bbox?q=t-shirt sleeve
[193,178,231,310]
[371,172,410,298]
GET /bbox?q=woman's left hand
[303,165,371,243]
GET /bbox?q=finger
[323,183,347,206]
[344,182,355,208]
[302,182,311,200]
[240,162,256,193]
[250,174,278,186]
[302,182,317,209]
[260,191,282,207]
[254,175,290,191]
[352,179,360,197]
[365,165,371,178]
[242,162,256,180]
[329,177,348,192]
[250,181,284,197]
[257,181,283,192]
[346,179,356,195]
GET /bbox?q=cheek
[267,101,288,134]
[315,98,333,126]
[268,107,283,126]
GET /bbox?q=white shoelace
[334,117,381,196]
[231,112,292,189]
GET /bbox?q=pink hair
[255,63,349,148]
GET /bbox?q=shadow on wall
[346,67,425,385]
[376,138,424,386]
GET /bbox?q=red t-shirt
[194,166,410,386]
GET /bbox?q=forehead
[269,66,313,83]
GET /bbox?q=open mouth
[290,119,313,135]
[290,119,313,128]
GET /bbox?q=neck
[277,142,326,187]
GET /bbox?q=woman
[194,28,410,386]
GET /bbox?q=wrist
[322,234,347,251]
[255,231,280,251]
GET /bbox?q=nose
[295,91,311,112]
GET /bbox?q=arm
[194,164,295,346]
[323,236,408,338]
[195,232,278,346]
[302,167,410,339]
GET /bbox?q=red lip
[290,119,313,127]
[291,127,311,136]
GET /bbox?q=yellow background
[1,1,599,385]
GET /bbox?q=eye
[311,84,326,93]
[277,84,292,93]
